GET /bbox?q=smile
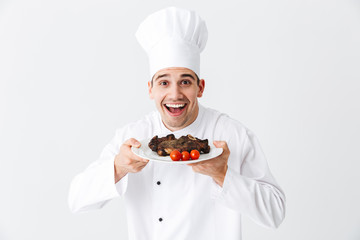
[164,103,187,117]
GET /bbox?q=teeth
[165,103,185,108]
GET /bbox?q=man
[68,7,286,240]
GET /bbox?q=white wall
[1,0,359,239]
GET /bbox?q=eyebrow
[180,74,195,81]
[154,74,170,82]
[154,73,196,82]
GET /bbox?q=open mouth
[164,103,187,116]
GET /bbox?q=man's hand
[188,141,230,187]
[114,138,149,183]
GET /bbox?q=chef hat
[135,7,208,79]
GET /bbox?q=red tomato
[181,151,190,161]
[190,150,200,160]
[170,150,181,161]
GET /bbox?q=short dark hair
[150,73,200,87]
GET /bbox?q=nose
[168,84,184,100]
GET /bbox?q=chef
[68,6,286,240]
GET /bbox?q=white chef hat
[135,7,208,79]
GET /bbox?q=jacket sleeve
[212,128,286,228]
[68,129,128,213]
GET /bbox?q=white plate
[131,138,223,164]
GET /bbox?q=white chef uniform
[68,104,286,240]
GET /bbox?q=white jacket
[68,105,286,240]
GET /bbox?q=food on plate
[181,151,190,161]
[148,134,176,153]
[190,150,200,160]
[148,134,210,157]
[170,150,181,161]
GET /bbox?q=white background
[1,0,360,239]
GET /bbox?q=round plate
[131,138,223,164]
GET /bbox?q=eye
[181,80,191,85]
[159,81,168,86]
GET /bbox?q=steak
[148,134,210,156]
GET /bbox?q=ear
[197,79,205,98]
[148,81,154,99]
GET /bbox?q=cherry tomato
[170,150,181,161]
[190,150,200,160]
[181,151,190,161]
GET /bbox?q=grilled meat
[148,134,210,156]
[148,134,176,151]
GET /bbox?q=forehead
[153,67,196,80]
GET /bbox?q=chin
[163,118,187,129]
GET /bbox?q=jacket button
[159,218,163,222]
[157,181,161,185]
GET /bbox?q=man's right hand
[114,138,149,183]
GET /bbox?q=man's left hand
[188,141,230,187]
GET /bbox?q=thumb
[126,138,141,148]
[132,139,141,148]
[213,140,225,148]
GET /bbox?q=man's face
[148,67,205,132]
